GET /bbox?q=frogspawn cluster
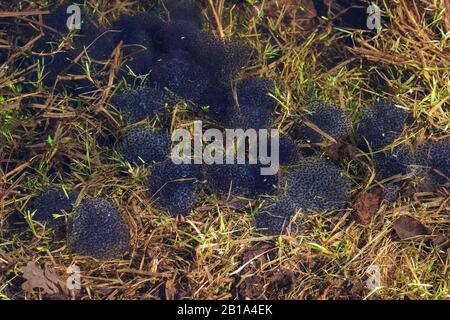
[24,2,449,258]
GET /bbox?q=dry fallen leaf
[325,142,359,161]
[353,190,382,224]
[392,216,430,242]
[44,263,69,296]
[236,245,272,299]
[21,262,68,296]
[267,268,296,298]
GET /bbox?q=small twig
[0,11,50,17]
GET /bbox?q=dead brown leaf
[21,262,68,296]
[44,263,69,295]
[266,269,296,299]
[392,216,430,242]
[236,245,272,299]
[325,142,359,161]
[353,189,382,224]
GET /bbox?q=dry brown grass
[0,0,448,300]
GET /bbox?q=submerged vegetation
[0,0,448,300]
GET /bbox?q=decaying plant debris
[0,0,449,300]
